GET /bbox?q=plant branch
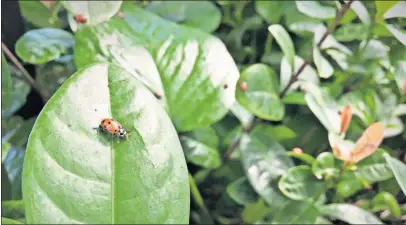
[279,0,355,99]
[2,42,49,103]
[221,0,355,162]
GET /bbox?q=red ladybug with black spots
[94,118,128,139]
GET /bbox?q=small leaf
[334,23,369,42]
[268,24,295,68]
[383,117,404,138]
[350,1,371,24]
[1,53,12,111]
[226,177,258,205]
[312,152,340,179]
[320,204,383,224]
[271,200,320,224]
[61,1,122,26]
[336,177,364,198]
[288,151,316,165]
[295,1,336,20]
[1,217,23,224]
[372,192,401,217]
[180,127,222,169]
[255,1,283,24]
[384,153,406,196]
[384,1,406,19]
[22,63,190,223]
[385,24,406,46]
[236,63,285,121]
[239,132,293,205]
[375,1,400,23]
[313,47,334,79]
[15,28,74,64]
[279,165,324,200]
[19,1,62,28]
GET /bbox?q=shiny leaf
[226,177,258,205]
[22,63,189,223]
[295,1,336,20]
[19,1,62,28]
[320,204,383,224]
[268,24,295,68]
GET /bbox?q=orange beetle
[74,14,88,24]
[95,118,128,139]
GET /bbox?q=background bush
[1,0,406,224]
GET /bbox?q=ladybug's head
[118,128,127,138]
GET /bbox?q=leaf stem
[279,0,355,99]
[1,42,49,103]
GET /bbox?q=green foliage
[2,0,406,224]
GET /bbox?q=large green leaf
[61,1,122,26]
[146,1,221,33]
[384,153,406,196]
[239,130,293,206]
[15,28,74,65]
[74,4,239,132]
[180,126,221,169]
[1,53,12,111]
[235,63,284,121]
[320,204,383,224]
[268,24,295,68]
[279,165,324,201]
[19,1,62,28]
[22,63,189,223]
[295,1,336,20]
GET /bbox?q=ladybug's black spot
[108,121,111,124]
[115,129,118,133]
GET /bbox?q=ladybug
[94,118,128,139]
[74,14,88,24]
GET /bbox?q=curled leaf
[339,104,352,136]
[329,122,385,164]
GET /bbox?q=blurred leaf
[239,132,293,206]
[36,55,76,95]
[385,24,406,46]
[320,204,383,224]
[313,47,334,79]
[255,1,283,24]
[375,1,400,23]
[325,49,349,70]
[2,200,25,219]
[1,67,31,120]
[313,24,352,54]
[2,142,11,163]
[15,28,74,64]
[19,1,62,28]
[334,23,369,42]
[372,192,401,217]
[303,82,341,134]
[295,1,336,20]
[271,200,320,224]
[3,145,25,200]
[180,127,222,169]
[288,151,316,165]
[384,153,406,196]
[336,176,364,198]
[1,217,23,224]
[384,1,406,19]
[379,177,401,196]
[282,92,306,105]
[242,199,271,224]
[189,174,214,224]
[284,2,321,37]
[280,56,319,94]
[383,117,404,138]
[315,217,332,224]
[350,1,371,24]
[226,177,258,205]
[22,63,189,223]
[312,152,339,179]
[61,1,122,26]
[361,39,390,60]
[1,53,12,111]
[268,24,295,68]
[146,1,221,33]
[279,165,324,200]
[236,63,284,121]
[75,4,240,132]
[229,102,254,129]
[7,117,36,147]
[250,124,296,146]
